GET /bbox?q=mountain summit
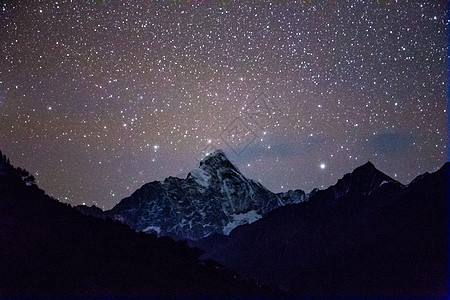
[328,161,402,200]
[186,149,240,188]
[108,150,303,239]
[199,149,236,170]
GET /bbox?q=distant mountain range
[2,148,448,297]
[76,150,448,297]
[80,150,308,240]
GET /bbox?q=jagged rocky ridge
[77,152,399,241]
[105,150,307,240]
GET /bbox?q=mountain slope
[195,162,448,297]
[108,150,303,239]
[0,151,273,297]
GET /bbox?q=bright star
[320,163,326,170]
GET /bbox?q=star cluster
[0,1,447,209]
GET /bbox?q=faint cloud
[369,132,416,155]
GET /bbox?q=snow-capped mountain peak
[186,150,241,188]
[108,149,299,240]
[198,149,240,173]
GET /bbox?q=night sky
[0,1,447,209]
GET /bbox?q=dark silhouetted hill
[195,161,449,297]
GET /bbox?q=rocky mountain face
[195,162,449,297]
[327,161,402,198]
[107,150,305,240]
[276,189,308,205]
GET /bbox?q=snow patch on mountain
[379,180,390,187]
[142,226,161,234]
[223,210,262,235]
[189,167,211,187]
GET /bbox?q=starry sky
[0,1,447,209]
